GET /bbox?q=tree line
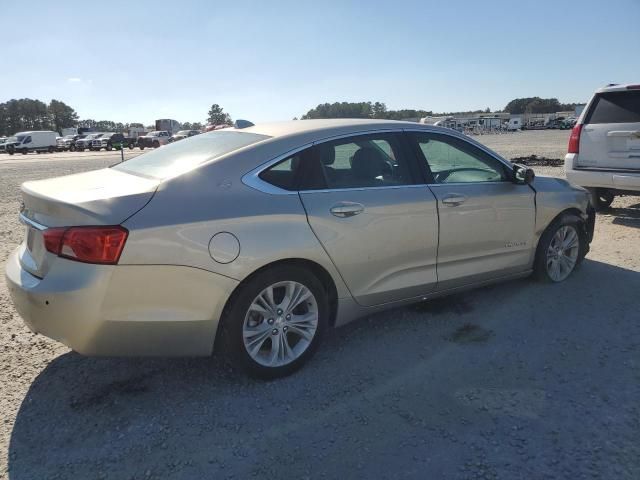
[0,99,232,137]
[0,96,581,137]
[300,97,581,120]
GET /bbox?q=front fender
[531,176,591,238]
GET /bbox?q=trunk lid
[19,168,159,277]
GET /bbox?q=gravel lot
[1,132,639,479]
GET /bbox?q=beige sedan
[5,119,595,378]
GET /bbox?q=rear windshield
[112,130,270,179]
[586,91,640,124]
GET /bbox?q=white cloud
[67,77,82,83]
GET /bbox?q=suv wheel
[588,188,614,211]
[106,143,112,151]
[152,140,160,148]
[220,266,328,379]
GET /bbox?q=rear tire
[534,213,586,283]
[139,145,145,150]
[152,141,160,148]
[21,148,28,155]
[587,188,614,211]
[220,266,328,379]
[48,146,54,153]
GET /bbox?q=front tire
[220,266,328,379]
[534,214,585,283]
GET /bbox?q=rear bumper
[565,154,640,192]
[5,249,238,356]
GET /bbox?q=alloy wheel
[242,281,318,367]
[546,225,579,282]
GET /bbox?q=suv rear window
[586,91,640,124]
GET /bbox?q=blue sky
[1,0,638,124]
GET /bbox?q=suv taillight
[43,226,128,264]
[568,124,582,154]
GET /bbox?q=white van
[3,131,58,155]
[565,84,640,209]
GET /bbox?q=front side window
[24,136,31,144]
[412,132,508,184]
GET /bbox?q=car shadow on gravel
[610,201,640,228]
[8,259,640,479]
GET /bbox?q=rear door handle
[330,202,364,218]
[441,194,467,206]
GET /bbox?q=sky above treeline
[1,0,638,124]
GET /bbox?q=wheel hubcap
[243,281,318,367]
[546,225,579,282]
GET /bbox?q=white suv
[565,83,640,210]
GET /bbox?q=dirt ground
[1,132,639,479]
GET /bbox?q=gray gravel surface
[1,135,639,479]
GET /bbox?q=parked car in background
[57,135,77,151]
[565,83,640,210]
[5,119,595,378]
[74,133,104,152]
[169,129,201,142]
[91,133,136,151]
[2,131,57,155]
[68,134,86,151]
[137,131,171,149]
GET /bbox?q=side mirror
[512,163,535,185]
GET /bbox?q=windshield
[113,130,270,179]
[175,130,190,136]
[15,135,25,143]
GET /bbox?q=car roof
[236,118,425,139]
[596,83,640,93]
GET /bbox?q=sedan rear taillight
[43,226,128,264]
[568,124,583,154]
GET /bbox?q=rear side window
[309,133,414,189]
[259,154,303,191]
[586,91,640,124]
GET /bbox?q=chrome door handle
[441,194,467,206]
[330,202,364,218]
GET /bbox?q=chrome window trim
[19,213,47,231]
[241,125,516,195]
